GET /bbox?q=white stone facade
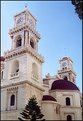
[1,8,82,120]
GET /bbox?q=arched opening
[1,71,3,79]
[56,106,59,114]
[16,36,22,47]
[32,63,38,75]
[80,100,82,107]
[66,97,71,106]
[10,94,15,106]
[64,76,68,81]
[65,67,67,69]
[62,67,64,70]
[11,60,19,77]
[73,77,75,83]
[67,115,72,121]
[30,39,34,49]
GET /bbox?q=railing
[32,73,38,81]
[11,72,19,78]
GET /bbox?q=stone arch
[11,60,19,76]
[63,75,68,81]
[66,97,71,106]
[15,35,22,48]
[10,94,15,106]
[1,71,3,79]
[67,115,72,121]
[30,38,35,49]
[73,77,75,83]
[32,62,38,75]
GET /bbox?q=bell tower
[1,8,44,120]
[3,8,44,86]
[10,8,39,51]
[58,57,76,83]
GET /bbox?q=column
[25,31,29,45]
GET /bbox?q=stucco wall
[42,101,60,120]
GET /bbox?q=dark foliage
[18,95,45,121]
[71,0,83,20]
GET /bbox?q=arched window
[16,36,22,47]
[73,77,75,83]
[30,39,34,49]
[65,67,67,69]
[11,60,19,77]
[64,76,68,81]
[66,97,71,106]
[10,94,15,106]
[1,71,3,79]
[56,106,59,114]
[67,115,72,121]
[62,67,64,70]
[32,63,38,75]
[80,100,82,107]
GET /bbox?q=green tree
[71,0,83,20]
[18,95,45,121]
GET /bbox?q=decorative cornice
[1,80,44,92]
[59,57,73,63]
[14,9,37,21]
[49,89,80,93]
[7,86,18,91]
[1,109,18,113]
[58,69,76,76]
[4,46,44,63]
[9,23,40,39]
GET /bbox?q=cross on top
[25,3,27,8]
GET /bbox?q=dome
[0,56,5,61]
[51,80,79,91]
[42,95,57,102]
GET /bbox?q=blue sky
[1,1,82,91]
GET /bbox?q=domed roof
[51,80,79,91]
[0,56,5,61]
[42,95,57,102]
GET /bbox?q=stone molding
[4,45,44,63]
[9,23,40,39]
[1,80,44,92]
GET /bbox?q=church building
[1,8,82,120]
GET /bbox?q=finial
[25,3,27,9]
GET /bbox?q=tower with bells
[58,57,76,83]
[1,8,44,120]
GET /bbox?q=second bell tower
[58,57,76,83]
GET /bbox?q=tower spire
[58,57,76,83]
